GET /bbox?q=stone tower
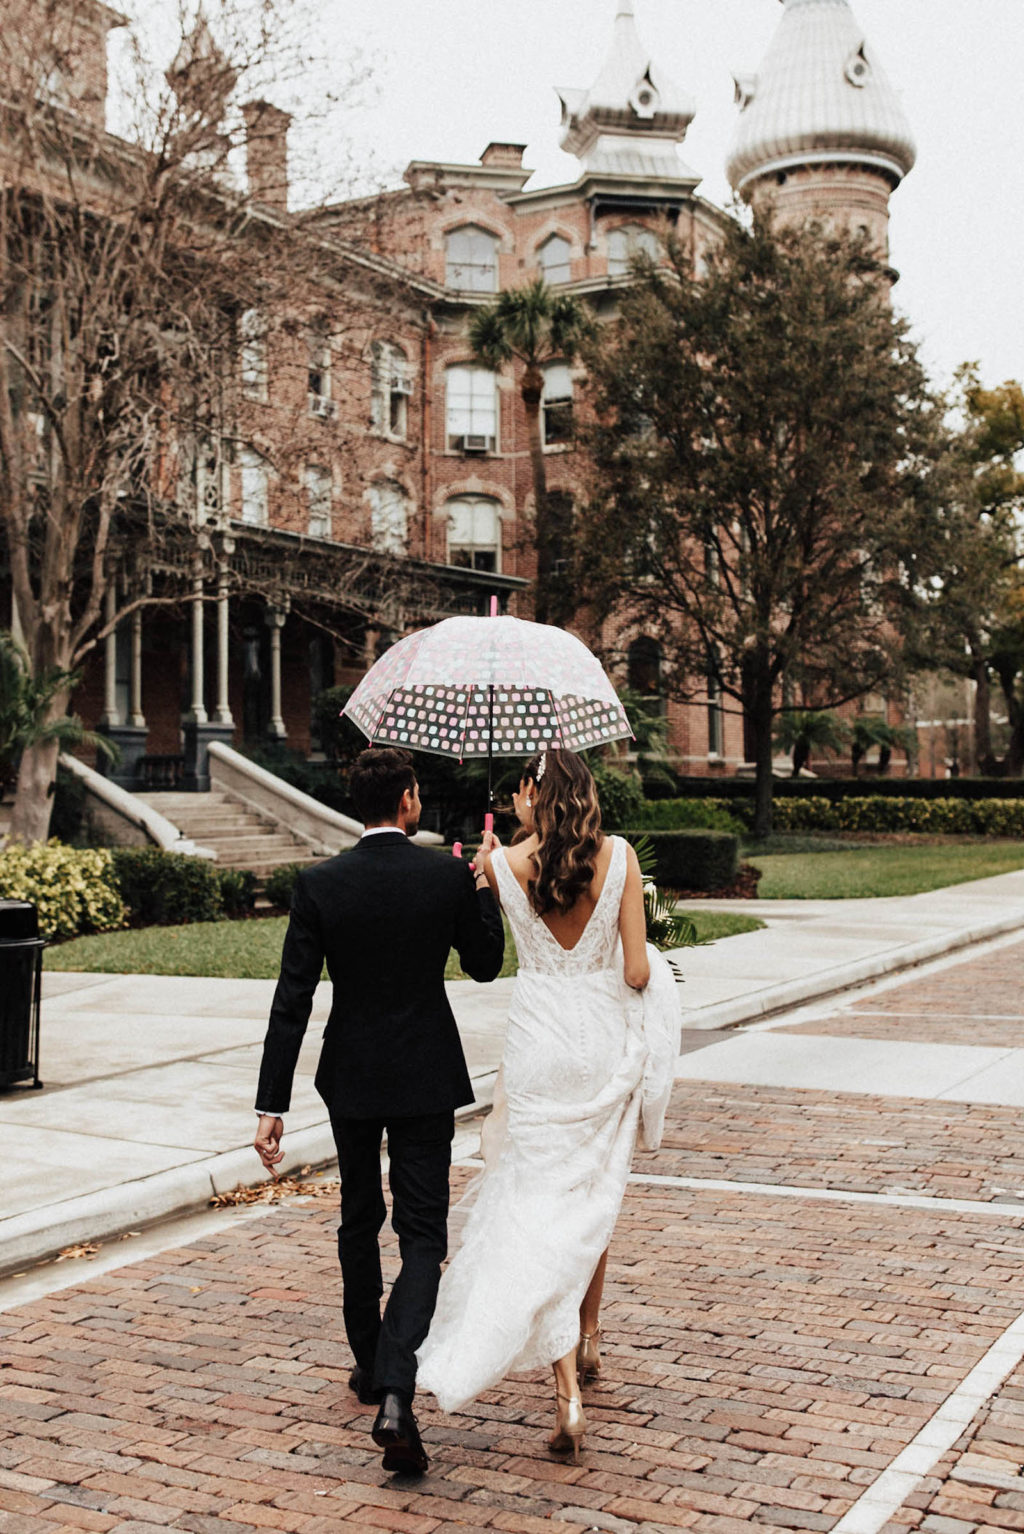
[725,0,916,259]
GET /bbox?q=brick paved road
[3,939,1024,1534]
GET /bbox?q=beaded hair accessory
[534,751,547,782]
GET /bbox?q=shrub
[771,796,1024,836]
[219,867,258,916]
[49,764,88,844]
[0,840,126,938]
[620,829,739,891]
[635,797,745,834]
[264,861,307,910]
[592,763,645,829]
[111,847,223,926]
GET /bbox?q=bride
[416,747,680,1460]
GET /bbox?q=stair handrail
[59,753,216,858]
[207,742,442,852]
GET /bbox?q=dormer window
[446,226,498,292]
[608,224,660,278]
[538,235,571,285]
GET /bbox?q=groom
[253,746,504,1474]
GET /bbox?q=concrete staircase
[136,790,323,878]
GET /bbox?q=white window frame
[608,224,660,278]
[445,495,502,573]
[369,480,409,554]
[371,341,412,440]
[445,225,499,292]
[304,463,332,539]
[239,446,269,527]
[240,308,268,401]
[446,366,498,452]
[308,327,333,413]
[542,362,574,448]
[538,234,571,285]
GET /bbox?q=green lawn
[46,907,761,979]
[680,909,765,941]
[750,840,1024,899]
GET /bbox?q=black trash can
[0,899,45,1091]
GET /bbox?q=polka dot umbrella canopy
[343,614,632,768]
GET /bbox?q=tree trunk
[522,367,551,624]
[744,654,775,839]
[970,651,995,774]
[8,733,62,843]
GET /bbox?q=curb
[6,915,1024,1275]
[0,1092,495,1278]
[680,908,1024,1031]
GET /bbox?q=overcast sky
[125,1,1024,395]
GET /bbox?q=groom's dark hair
[350,747,417,824]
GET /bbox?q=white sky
[124,0,1024,394]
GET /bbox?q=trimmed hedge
[111,847,224,926]
[622,828,739,891]
[772,796,1024,836]
[0,841,126,939]
[264,861,308,910]
[635,797,746,834]
[592,764,645,829]
[673,776,1024,802]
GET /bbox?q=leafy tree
[850,716,916,777]
[773,709,850,778]
[911,370,1024,773]
[581,216,943,836]
[469,280,589,625]
[0,630,113,796]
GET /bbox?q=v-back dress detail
[417,836,672,1414]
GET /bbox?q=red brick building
[5,0,919,787]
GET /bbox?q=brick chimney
[242,99,291,215]
[479,142,527,169]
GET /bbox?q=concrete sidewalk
[3,864,1024,1273]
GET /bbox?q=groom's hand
[254,1114,284,1178]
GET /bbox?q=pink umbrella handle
[484,812,494,835]
[489,594,498,617]
[452,841,463,859]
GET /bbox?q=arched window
[446,366,498,451]
[446,225,498,292]
[371,341,412,438]
[239,446,268,527]
[607,224,660,278]
[628,636,664,714]
[369,480,409,554]
[304,464,332,538]
[538,234,571,285]
[239,307,267,400]
[446,496,502,572]
[542,363,574,446]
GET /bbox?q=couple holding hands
[254,744,678,1474]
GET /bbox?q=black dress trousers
[330,1108,456,1397]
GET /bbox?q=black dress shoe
[348,1365,384,1406]
[371,1389,429,1475]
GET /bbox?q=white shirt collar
[361,825,406,839]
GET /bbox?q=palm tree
[469,280,590,624]
[0,632,115,826]
[773,709,851,778]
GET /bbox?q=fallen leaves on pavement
[210,1170,340,1208]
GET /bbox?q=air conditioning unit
[309,394,338,420]
[390,372,413,395]
[462,433,492,454]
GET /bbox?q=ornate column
[265,599,289,740]
[214,540,234,726]
[189,558,207,724]
[101,582,120,728]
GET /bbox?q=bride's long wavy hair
[523,749,603,917]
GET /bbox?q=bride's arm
[620,843,651,991]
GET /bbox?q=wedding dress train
[416,836,680,1413]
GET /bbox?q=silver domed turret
[726,0,916,198]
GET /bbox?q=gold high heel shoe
[577,1327,601,1386]
[548,1391,586,1463]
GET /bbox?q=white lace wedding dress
[416,835,681,1413]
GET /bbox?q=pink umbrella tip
[489,595,498,617]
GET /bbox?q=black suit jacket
[255,832,505,1119]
